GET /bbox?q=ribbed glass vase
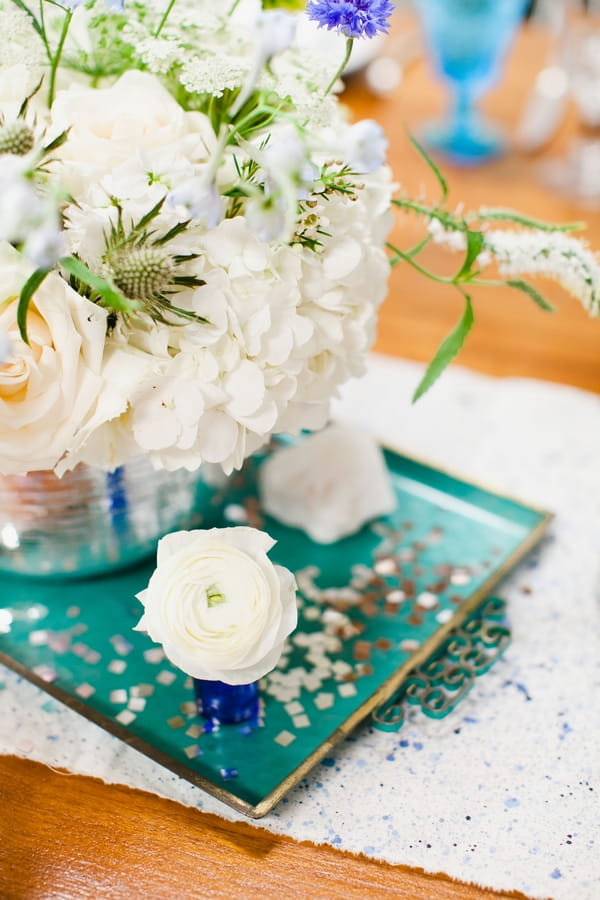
[0,459,216,579]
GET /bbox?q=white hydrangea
[61,160,392,474]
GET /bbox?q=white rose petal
[258,426,397,544]
[135,526,298,684]
[0,243,106,475]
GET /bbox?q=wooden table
[1,22,598,900]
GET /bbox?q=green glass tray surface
[0,445,551,817]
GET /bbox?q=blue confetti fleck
[551,868,562,879]
[505,797,520,808]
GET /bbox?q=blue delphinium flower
[306,0,395,40]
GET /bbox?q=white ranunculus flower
[134,527,298,684]
[0,243,107,475]
[258,426,396,544]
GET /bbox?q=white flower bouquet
[1,0,599,482]
[0,0,397,478]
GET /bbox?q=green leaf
[134,197,166,233]
[407,131,448,202]
[391,198,467,232]
[171,275,206,288]
[506,279,555,312]
[59,256,136,313]
[412,294,474,402]
[153,220,191,246]
[17,268,50,344]
[456,230,485,281]
[477,207,584,233]
[18,78,43,118]
[42,128,70,155]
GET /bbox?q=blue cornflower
[306,0,395,40]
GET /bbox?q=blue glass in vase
[414,0,529,165]
[193,678,260,726]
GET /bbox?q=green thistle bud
[0,121,35,156]
[105,246,174,301]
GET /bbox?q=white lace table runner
[1,354,599,900]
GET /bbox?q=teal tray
[0,444,551,817]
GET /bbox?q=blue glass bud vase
[193,678,259,726]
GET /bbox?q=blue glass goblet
[414,0,529,166]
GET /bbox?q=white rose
[258,426,396,543]
[50,71,214,193]
[134,527,298,684]
[0,243,106,475]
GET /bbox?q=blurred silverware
[515,63,569,152]
[515,0,569,153]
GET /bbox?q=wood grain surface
[0,755,537,900]
[1,18,595,900]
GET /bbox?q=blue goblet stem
[193,678,259,726]
[452,84,476,142]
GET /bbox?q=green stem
[38,0,51,60]
[154,0,177,38]
[228,0,242,14]
[387,242,456,285]
[47,7,72,108]
[324,37,353,95]
[392,197,468,231]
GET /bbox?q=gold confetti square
[128,697,146,712]
[156,670,176,686]
[184,744,201,759]
[75,683,95,699]
[338,682,357,699]
[131,683,154,698]
[292,714,310,729]
[167,716,185,730]
[29,630,49,647]
[180,701,197,717]
[107,659,127,674]
[109,689,128,704]
[274,730,296,747]
[186,724,203,739]
[314,692,335,710]
[115,710,136,726]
